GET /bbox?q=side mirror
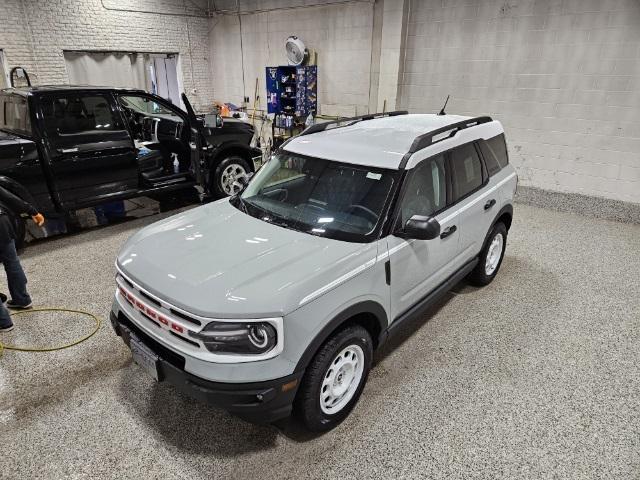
[401,215,440,240]
[203,113,223,128]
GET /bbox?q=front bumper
[111,311,302,423]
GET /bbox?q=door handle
[57,147,79,154]
[440,225,457,239]
[484,199,496,210]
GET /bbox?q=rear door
[38,91,138,206]
[387,152,461,320]
[448,142,495,261]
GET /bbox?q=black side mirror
[401,215,441,240]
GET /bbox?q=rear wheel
[295,325,372,432]
[468,222,507,286]
[211,156,251,197]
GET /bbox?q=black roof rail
[398,116,493,169]
[299,110,408,136]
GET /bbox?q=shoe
[0,293,6,304]
[7,300,32,310]
[0,322,14,332]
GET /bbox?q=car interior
[117,95,192,182]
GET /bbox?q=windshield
[234,151,399,242]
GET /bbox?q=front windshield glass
[235,151,399,242]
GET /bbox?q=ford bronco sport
[111,112,517,431]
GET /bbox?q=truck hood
[117,199,378,318]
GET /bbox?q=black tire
[210,156,251,198]
[295,325,373,432]
[468,222,507,286]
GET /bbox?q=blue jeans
[0,240,31,304]
[0,303,11,328]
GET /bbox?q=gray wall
[208,0,377,117]
[0,0,213,110]
[398,0,640,204]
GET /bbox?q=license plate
[130,337,160,382]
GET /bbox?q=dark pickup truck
[0,85,260,244]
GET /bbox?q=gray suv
[110,112,517,431]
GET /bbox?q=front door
[38,91,137,207]
[387,153,461,321]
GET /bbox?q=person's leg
[0,302,13,331]
[0,240,32,307]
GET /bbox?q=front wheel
[211,156,251,197]
[295,325,373,432]
[468,222,507,286]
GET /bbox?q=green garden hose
[0,308,101,358]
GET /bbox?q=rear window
[484,133,509,169]
[450,143,484,201]
[0,94,31,134]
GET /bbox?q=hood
[117,199,378,318]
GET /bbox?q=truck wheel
[468,222,507,286]
[211,156,251,197]
[295,325,373,432]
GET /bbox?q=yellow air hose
[0,308,101,358]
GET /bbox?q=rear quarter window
[0,94,31,134]
[483,134,509,170]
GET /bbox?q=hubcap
[485,232,504,275]
[320,345,365,415]
[220,163,248,196]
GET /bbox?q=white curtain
[64,52,152,90]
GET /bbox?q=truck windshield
[234,151,399,242]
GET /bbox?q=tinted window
[451,143,483,201]
[0,95,30,134]
[400,154,446,224]
[478,139,501,175]
[41,94,119,136]
[485,134,509,168]
[237,151,399,243]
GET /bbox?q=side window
[450,143,483,201]
[41,94,120,137]
[484,134,509,168]
[1,95,31,134]
[478,139,501,175]
[399,153,446,225]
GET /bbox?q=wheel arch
[294,301,388,373]
[209,144,259,172]
[478,203,513,255]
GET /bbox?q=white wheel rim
[320,345,365,415]
[485,232,504,275]
[220,163,248,196]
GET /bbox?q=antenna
[438,95,450,116]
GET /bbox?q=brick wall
[0,0,213,110]
[398,0,640,204]
[208,0,376,117]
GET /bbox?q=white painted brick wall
[398,0,640,204]
[208,0,376,117]
[0,0,214,110]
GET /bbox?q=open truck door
[181,93,206,196]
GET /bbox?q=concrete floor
[1,203,638,479]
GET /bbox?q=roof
[1,85,147,96]
[283,113,476,170]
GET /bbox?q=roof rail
[398,116,493,169]
[299,110,408,136]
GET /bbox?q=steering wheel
[346,204,378,225]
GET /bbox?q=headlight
[189,321,278,355]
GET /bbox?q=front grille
[170,308,202,327]
[118,312,186,370]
